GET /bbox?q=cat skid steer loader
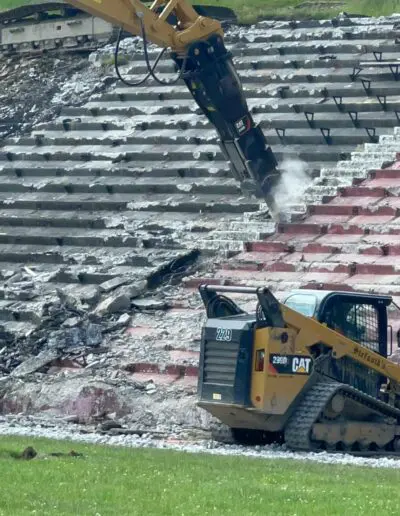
[197,284,400,454]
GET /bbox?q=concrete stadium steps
[103,72,400,89]
[60,97,400,115]
[0,193,259,213]
[5,127,385,151]
[41,111,398,131]
[0,176,241,196]
[0,208,227,230]
[17,127,392,146]
[0,143,358,165]
[0,159,231,179]
[187,164,400,296]
[0,16,400,329]
[0,246,185,271]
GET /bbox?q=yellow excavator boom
[66,0,222,53]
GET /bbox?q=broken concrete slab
[47,323,103,350]
[121,280,148,299]
[79,286,101,306]
[11,350,59,378]
[99,276,130,293]
[132,298,171,311]
[94,294,131,316]
[117,314,131,327]
[62,317,81,328]
[105,313,131,333]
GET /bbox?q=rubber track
[210,422,236,444]
[0,3,107,55]
[0,3,82,24]
[285,381,340,450]
[285,378,400,452]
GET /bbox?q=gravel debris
[0,53,115,139]
[1,417,400,469]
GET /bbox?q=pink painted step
[361,177,400,188]
[124,361,199,377]
[309,200,394,217]
[338,186,388,197]
[368,169,400,180]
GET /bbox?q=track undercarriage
[211,377,400,457]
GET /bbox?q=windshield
[284,293,318,317]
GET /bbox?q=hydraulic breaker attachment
[173,34,281,206]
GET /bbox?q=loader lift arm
[200,284,400,386]
[65,0,281,209]
[282,299,400,384]
[198,285,400,452]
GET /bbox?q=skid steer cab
[197,284,394,435]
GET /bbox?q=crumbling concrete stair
[6,163,400,423]
[189,162,400,309]
[0,16,400,330]
[132,160,400,389]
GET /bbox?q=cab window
[284,294,318,317]
[324,301,380,352]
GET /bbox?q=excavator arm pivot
[66,0,222,51]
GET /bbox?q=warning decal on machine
[269,354,313,375]
[234,115,252,136]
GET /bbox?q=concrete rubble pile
[0,270,211,434]
[1,14,400,438]
[0,52,116,139]
[0,257,201,372]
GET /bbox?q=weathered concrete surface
[0,376,209,429]
[1,15,400,304]
[1,15,400,433]
[0,52,115,139]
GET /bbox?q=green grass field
[0,436,400,515]
[1,0,400,23]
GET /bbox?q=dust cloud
[271,157,313,208]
